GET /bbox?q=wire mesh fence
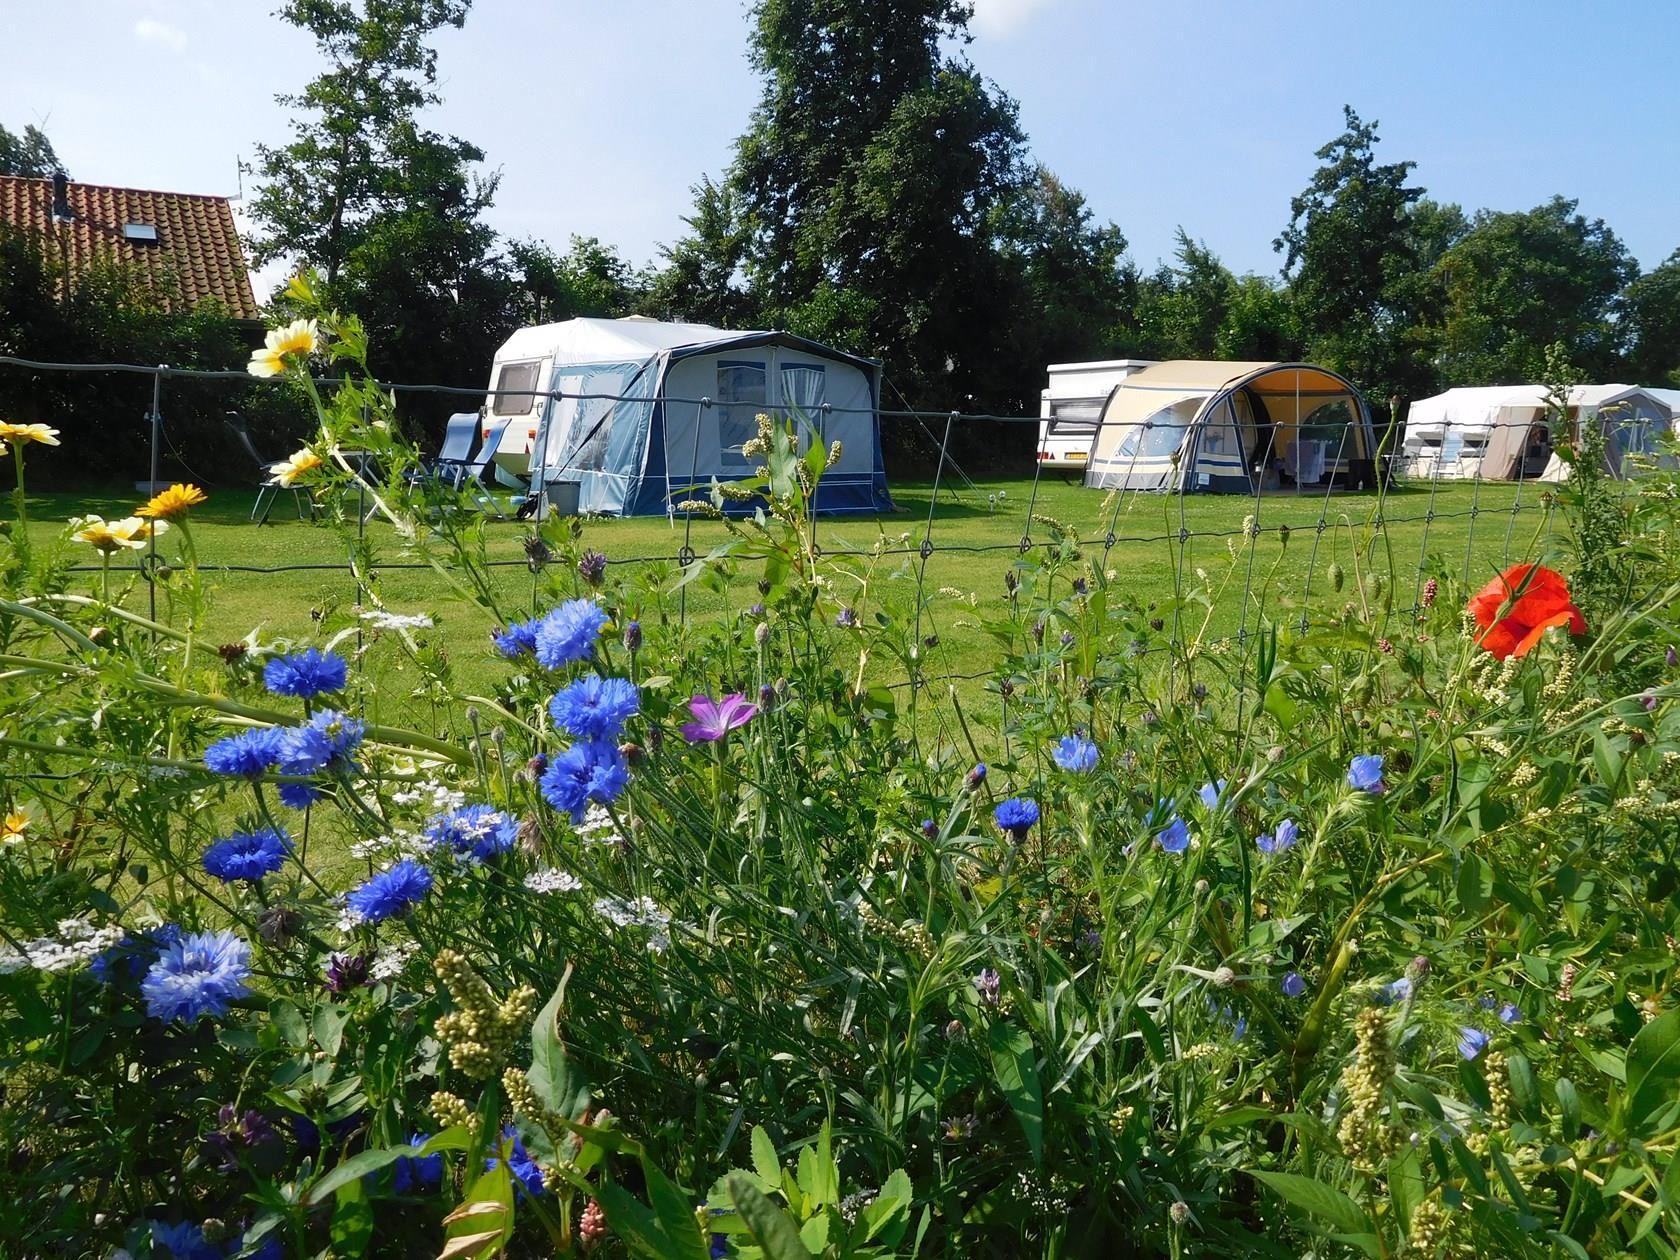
[2,354,1605,706]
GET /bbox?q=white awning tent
[482,317,893,516]
[1399,384,1675,482]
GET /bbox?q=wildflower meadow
[3,286,1680,1258]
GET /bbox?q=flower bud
[965,763,987,790]
[755,622,770,647]
[622,620,642,652]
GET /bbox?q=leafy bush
[2,287,1679,1258]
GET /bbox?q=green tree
[642,177,755,328]
[0,123,64,177]
[1622,248,1680,386]
[249,0,512,401]
[1277,107,1430,411]
[706,0,1032,412]
[507,235,645,325]
[1433,196,1636,384]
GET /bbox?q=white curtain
[781,366,826,450]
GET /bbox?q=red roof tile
[0,175,261,322]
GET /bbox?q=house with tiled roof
[0,173,260,322]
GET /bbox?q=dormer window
[123,223,159,244]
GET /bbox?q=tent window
[571,371,627,473]
[1049,400,1101,435]
[718,361,767,470]
[493,361,541,416]
[1298,400,1353,446]
[1116,400,1197,460]
[781,363,827,450]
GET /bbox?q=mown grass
[22,475,1552,716]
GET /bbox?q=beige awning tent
[1083,360,1377,493]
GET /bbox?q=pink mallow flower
[679,694,759,743]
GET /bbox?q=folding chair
[458,417,512,517]
[226,412,309,525]
[424,413,481,491]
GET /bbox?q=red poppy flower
[1466,564,1586,659]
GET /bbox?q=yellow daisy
[2,812,26,843]
[269,448,324,487]
[138,483,207,520]
[116,516,168,544]
[247,318,320,378]
[0,421,61,446]
[72,515,167,552]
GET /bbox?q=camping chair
[226,412,309,525]
[417,413,481,491]
[456,416,512,518]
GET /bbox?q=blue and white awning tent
[484,317,894,516]
[1084,360,1380,494]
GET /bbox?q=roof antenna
[50,171,73,222]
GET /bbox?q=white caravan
[1037,360,1155,474]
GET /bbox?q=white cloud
[969,0,1059,38]
[133,18,188,53]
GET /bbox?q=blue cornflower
[492,619,540,659]
[425,804,518,862]
[1281,971,1308,998]
[150,1221,220,1260]
[278,782,322,810]
[141,929,253,1024]
[1156,816,1191,854]
[1198,779,1227,810]
[549,674,640,740]
[346,860,433,924]
[91,923,182,985]
[994,797,1040,840]
[487,1127,546,1197]
[1498,1002,1521,1025]
[533,599,609,670]
[203,726,285,778]
[279,709,365,775]
[1376,976,1414,1005]
[1458,1027,1490,1060]
[263,648,348,699]
[711,1234,730,1259]
[393,1133,444,1193]
[1051,734,1099,773]
[539,740,629,823]
[1256,818,1299,854]
[1347,754,1386,794]
[202,827,291,884]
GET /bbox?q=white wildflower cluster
[391,780,466,813]
[0,917,125,974]
[349,829,435,861]
[593,895,674,952]
[575,803,623,846]
[525,868,583,894]
[360,609,435,632]
[371,940,419,981]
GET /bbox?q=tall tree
[249,0,510,396]
[1277,107,1430,410]
[706,0,1032,412]
[0,122,64,178]
[507,235,645,326]
[1622,248,1680,386]
[1432,196,1636,384]
[643,177,755,328]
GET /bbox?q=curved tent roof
[1084,360,1377,493]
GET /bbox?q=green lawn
[19,475,1554,710]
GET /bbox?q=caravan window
[1048,400,1102,435]
[492,360,541,416]
[718,361,767,470]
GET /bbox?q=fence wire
[1,355,1610,714]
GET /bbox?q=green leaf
[528,966,589,1119]
[641,1157,712,1260]
[312,1002,348,1058]
[861,1169,912,1243]
[305,1144,412,1205]
[987,1022,1044,1165]
[729,1174,815,1260]
[442,1164,514,1260]
[1627,1007,1680,1128]
[1456,850,1492,911]
[595,1180,669,1260]
[751,1125,782,1189]
[1250,1171,1374,1234]
[330,1179,374,1257]
[271,999,308,1048]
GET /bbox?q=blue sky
[4,0,1677,301]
